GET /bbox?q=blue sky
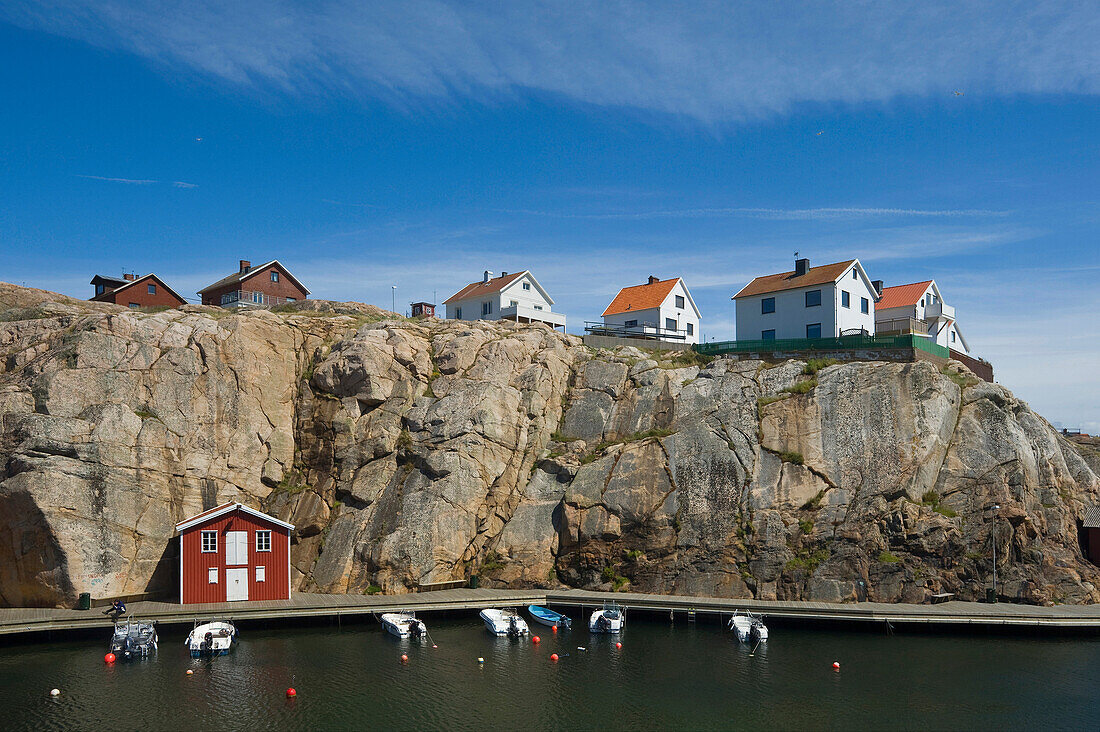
[1,1,1098,431]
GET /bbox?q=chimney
[239,260,251,273]
[123,273,136,281]
[483,270,493,283]
[501,271,508,277]
[648,275,659,285]
[872,280,884,296]
[794,258,810,277]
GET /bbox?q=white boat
[729,611,768,644]
[109,617,158,660]
[186,620,238,658]
[588,603,625,633]
[480,608,529,637]
[381,612,428,640]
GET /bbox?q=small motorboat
[729,611,768,644]
[109,617,158,660]
[589,603,625,633]
[480,608,529,637]
[528,605,571,630]
[186,620,238,658]
[381,612,428,640]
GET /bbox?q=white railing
[220,290,298,308]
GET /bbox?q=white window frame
[675,295,685,308]
[256,566,266,582]
[522,282,531,291]
[148,283,156,294]
[256,530,272,552]
[208,567,218,584]
[201,530,218,553]
[664,317,677,331]
[271,271,279,282]
[841,291,850,308]
[687,323,694,336]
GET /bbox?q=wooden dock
[3,587,1100,637]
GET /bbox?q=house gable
[499,271,554,306]
[92,273,186,307]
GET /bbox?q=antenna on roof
[794,251,799,258]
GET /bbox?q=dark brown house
[197,260,310,308]
[90,273,187,309]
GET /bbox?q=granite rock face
[1,282,1098,607]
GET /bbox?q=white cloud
[501,207,1008,221]
[8,1,1100,122]
[76,174,157,184]
[173,181,198,188]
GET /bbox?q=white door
[225,568,249,601]
[225,531,248,565]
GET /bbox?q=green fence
[694,333,949,358]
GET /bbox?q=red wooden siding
[200,263,309,306]
[179,509,291,603]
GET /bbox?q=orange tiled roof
[733,260,856,299]
[602,278,681,317]
[877,281,933,310]
[443,272,526,304]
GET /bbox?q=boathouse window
[256,566,266,582]
[256,530,272,552]
[806,323,822,338]
[805,290,821,307]
[208,567,218,584]
[761,297,775,314]
[675,295,685,308]
[861,297,869,314]
[842,291,850,308]
[201,531,217,553]
[271,271,279,282]
[148,283,156,294]
[762,329,775,340]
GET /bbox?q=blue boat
[528,605,571,629]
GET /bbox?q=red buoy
[551,625,558,633]
[832,662,840,670]
[616,642,622,649]
[401,654,409,663]
[286,688,296,698]
[104,653,116,664]
[550,653,559,662]
[533,635,541,644]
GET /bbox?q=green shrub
[601,566,616,582]
[624,549,644,561]
[366,585,382,595]
[798,518,814,535]
[757,393,791,408]
[782,378,817,395]
[940,365,979,389]
[481,551,505,572]
[779,451,804,465]
[803,358,839,376]
[801,490,825,510]
[785,548,829,572]
[551,430,574,443]
[921,490,958,518]
[878,550,900,563]
[396,429,413,450]
[134,409,158,421]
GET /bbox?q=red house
[197,259,310,308]
[410,301,436,318]
[90,273,186,309]
[175,502,294,604]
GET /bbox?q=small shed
[176,502,294,604]
[411,301,436,318]
[1082,505,1100,566]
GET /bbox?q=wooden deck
[3,587,1100,637]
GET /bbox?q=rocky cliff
[2,282,1098,607]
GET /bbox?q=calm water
[4,614,1099,731]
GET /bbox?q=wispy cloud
[8,1,1100,123]
[498,206,1009,221]
[173,181,198,188]
[76,174,157,185]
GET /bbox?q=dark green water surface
[3,614,1098,730]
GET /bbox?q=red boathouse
[176,503,294,604]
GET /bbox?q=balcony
[875,316,929,337]
[584,321,689,341]
[220,290,298,309]
[925,301,955,320]
[498,303,566,331]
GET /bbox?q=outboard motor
[597,614,610,632]
[410,621,423,639]
[508,616,521,638]
[200,631,213,655]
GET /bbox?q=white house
[600,276,701,345]
[443,270,566,331]
[876,280,970,355]
[733,258,879,341]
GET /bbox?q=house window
[806,323,822,338]
[852,270,857,279]
[256,566,266,582]
[625,320,638,328]
[221,292,239,305]
[148,283,156,294]
[256,530,272,552]
[522,282,531,291]
[482,301,492,316]
[533,305,543,310]
[455,307,462,319]
[251,291,264,304]
[805,290,821,307]
[675,295,685,308]
[271,271,279,282]
[201,531,217,553]
[208,567,218,584]
[951,331,956,343]
[129,303,140,308]
[762,329,776,340]
[95,284,105,296]
[761,297,775,314]
[665,317,677,331]
[286,297,295,302]
[861,297,869,314]
[510,300,518,307]
[686,323,694,336]
[842,291,850,308]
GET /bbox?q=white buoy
[50,689,60,697]
[477,657,485,664]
